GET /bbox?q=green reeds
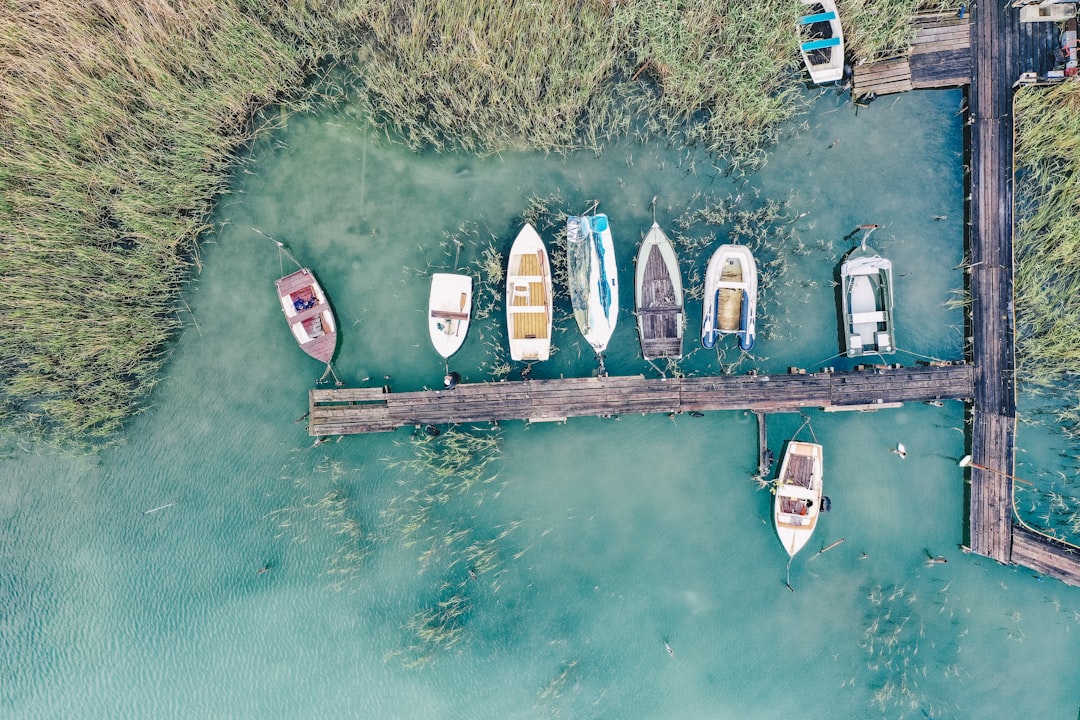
[1014,81,1080,439]
[0,1,363,446]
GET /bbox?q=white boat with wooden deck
[701,244,757,351]
[799,0,845,85]
[567,213,619,354]
[506,223,553,362]
[840,241,895,357]
[428,273,473,359]
[276,268,338,364]
[634,222,684,360]
[773,440,824,558]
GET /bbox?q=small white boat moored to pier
[634,222,684,360]
[799,0,845,85]
[506,223,553,362]
[773,440,824,558]
[840,227,895,357]
[428,272,473,359]
[701,244,757,351]
[567,212,619,355]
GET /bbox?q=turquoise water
[3,88,1079,718]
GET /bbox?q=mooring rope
[318,363,343,387]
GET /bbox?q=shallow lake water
[3,87,1079,718]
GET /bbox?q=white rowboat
[428,273,473,359]
[799,0,845,85]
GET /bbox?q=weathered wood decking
[966,2,1080,585]
[637,242,683,359]
[853,12,972,97]
[309,364,973,436]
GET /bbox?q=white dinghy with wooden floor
[506,223,553,362]
[701,244,757,351]
[428,273,473,359]
[773,440,825,558]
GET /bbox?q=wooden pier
[309,364,973,436]
[853,12,972,97]
[966,1,1080,585]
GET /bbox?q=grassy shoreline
[0,0,955,446]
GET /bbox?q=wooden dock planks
[967,0,1020,567]
[308,364,974,436]
[853,12,971,97]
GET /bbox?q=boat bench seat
[850,311,886,324]
[430,309,469,320]
[509,305,546,314]
[800,11,837,24]
[716,281,747,290]
[801,37,841,51]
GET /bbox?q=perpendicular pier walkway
[308,364,973,436]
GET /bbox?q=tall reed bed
[0,0,364,445]
[1013,81,1080,435]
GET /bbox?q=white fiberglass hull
[428,273,473,359]
[506,223,553,362]
[773,440,824,558]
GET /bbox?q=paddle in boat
[840,224,895,357]
[773,439,824,558]
[799,0,845,85]
[566,209,619,359]
[634,220,684,360]
[428,273,473,359]
[701,244,757,351]
[505,223,553,362]
[275,268,338,366]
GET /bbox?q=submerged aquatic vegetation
[395,591,471,668]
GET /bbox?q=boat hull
[506,224,553,362]
[701,244,757,351]
[773,440,824,558]
[840,249,894,357]
[634,223,684,360]
[275,268,338,364]
[799,0,845,84]
[567,213,619,353]
[429,273,473,359]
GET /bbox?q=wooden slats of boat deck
[639,245,683,359]
[852,12,972,97]
[509,252,549,341]
[308,363,973,436]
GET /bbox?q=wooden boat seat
[430,309,469,320]
[802,37,841,51]
[800,11,836,24]
[850,310,887,324]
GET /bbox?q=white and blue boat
[701,244,757,351]
[567,212,619,354]
[799,0,845,85]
